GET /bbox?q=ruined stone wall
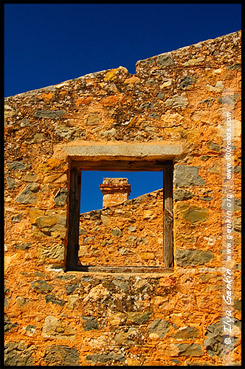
[79,189,163,267]
[4,30,241,366]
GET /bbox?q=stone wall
[4,30,241,366]
[79,189,163,267]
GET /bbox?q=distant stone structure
[4,31,241,366]
[99,178,131,208]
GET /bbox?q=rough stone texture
[148,318,170,338]
[42,345,80,366]
[15,183,39,204]
[82,316,99,331]
[4,341,35,366]
[175,249,214,266]
[31,280,53,293]
[174,165,205,187]
[172,326,200,339]
[176,343,204,356]
[79,189,163,266]
[4,31,241,366]
[204,318,241,358]
[86,352,126,364]
[42,315,75,340]
[174,189,194,201]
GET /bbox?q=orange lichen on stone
[75,97,92,106]
[41,91,53,100]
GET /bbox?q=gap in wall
[78,170,164,267]
[80,170,163,213]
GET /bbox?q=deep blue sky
[4,4,241,212]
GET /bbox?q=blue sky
[4,4,241,212]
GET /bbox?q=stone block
[33,109,66,118]
[86,113,100,125]
[42,315,75,340]
[31,280,54,293]
[43,345,80,366]
[172,326,200,339]
[148,319,170,338]
[175,249,214,266]
[15,183,39,204]
[176,343,204,356]
[174,165,205,187]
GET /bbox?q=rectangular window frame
[65,158,173,273]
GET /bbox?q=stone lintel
[65,142,183,160]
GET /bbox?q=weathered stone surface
[83,284,110,303]
[101,215,110,225]
[31,280,54,293]
[234,198,241,211]
[127,312,151,324]
[45,293,66,306]
[174,189,194,201]
[23,173,39,182]
[65,142,183,158]
[86,352,126,364]
[148,319,170,338]
[82,316,99,331]
[16,296,27,307]
[39,243,64,260]
[15,183,39,204]
[24,325,37,337]
[157,91,165,99]
[179,76,196,88]
[66,283,79,295]
[234,217,241,232]
[54,124,77,139]
[86,112,100,125]
[175,249,214,266]
[54,188,67,206]
[218,95,237,105]
[172,326,200,339]
[33,109,66,118]
[183,57,204,66]
[11,213,22,222]
[111,227,123,237]
[4,316,18,332]
[206,141,220,152]
[174,165,205,187]
[43,345,80,366]
[165,94,188,108]
[6,161,27,170]
[42,315,75,339]
[204,318,240,358]
[156,53,175,67]
[181,205,209,224]
[14,242,31,250]
[29,207,45,222]
[6,176,16,189]
[35,215,57,228]
[128,225,137,232]
[4,104,16,118]
[176,343,204,356]
[160,79,172,88]
[112,279,129,292]
[234,299,241,311]
[4,341,35,366]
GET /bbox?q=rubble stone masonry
[4,31,241,366]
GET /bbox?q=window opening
[65,159,173,273]
[79,171,164,268]
[80,171,163,213]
